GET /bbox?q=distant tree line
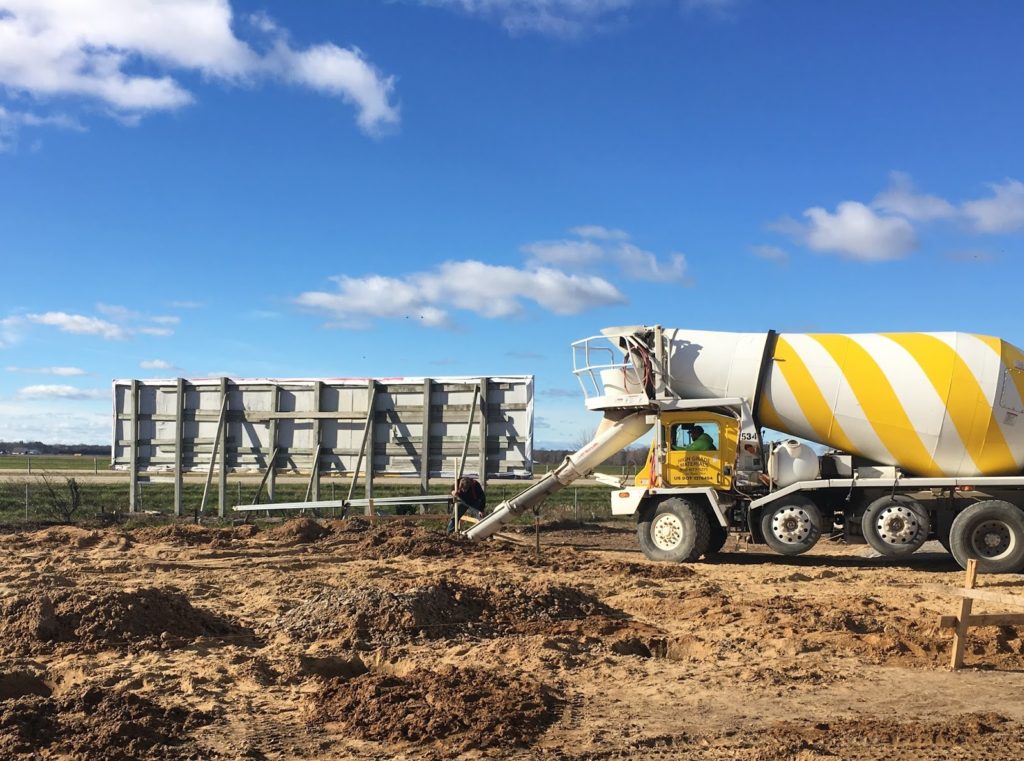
[534,446,648,468]
[0,441,110,456]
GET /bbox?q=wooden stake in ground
[950,559,978,670]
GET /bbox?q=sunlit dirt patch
[309,665,562,752]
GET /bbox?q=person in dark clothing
[684,425,716,451]
[447,476,486,533]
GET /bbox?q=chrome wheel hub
[875,505,922,545]
[971,520,1015,559]
[651,513,684,551]
[771,506,812,545]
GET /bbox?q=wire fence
[0,474,617,526]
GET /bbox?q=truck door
[662,412,738,489]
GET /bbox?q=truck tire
[948,500,1024,574]
[706,522,729,555]
[861,495,930,557]
[760,496,823,556]
[638,498,711,563]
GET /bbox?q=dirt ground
[1,518,1023,760]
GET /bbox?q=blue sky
[1,0,1022,446]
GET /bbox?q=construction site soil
[0,517,1023,759]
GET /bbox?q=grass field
[0,454,107,471]
[0,476,616,524]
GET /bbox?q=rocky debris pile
[277,577,615,646]
[0,685,213,761]
[309,665,561,752]
[0,586,250,653]
[264,517,332,544]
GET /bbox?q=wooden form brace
[926,560,1024,669]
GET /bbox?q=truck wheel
[638,498,711,563]
[861,495,930,557]
[706,523,728,555]
[760,496,823,556]
[949,500,1024,574]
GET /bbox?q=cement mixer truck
[467,326,1024,574]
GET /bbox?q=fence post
[25,483,29,520]
[27,455,31,475]
[94,457,98,475]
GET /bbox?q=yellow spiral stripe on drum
[884,333,1016,475]
[978,334,1024,413]
[757,385,785,432]
[810,334,942,476]
[771,336,857,453]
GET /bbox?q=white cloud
[18,384,104,400]
[0,403,108,444]
[872,171,956,221]
[15,303,179,341]
[418,0,635,36]
[296,259,625,328]
[167,300,203,309]
[751,244,789,263]
[0,105,83,151]
[523,227,689,282]
[522,239,604,267]
[26,311,126,339]
[0,315,23,348]
[570,225,630,240]
[614,243,687,281]
[0,0,398,138]
[269,41,399,134]
[0,405,108,440]
[6,366,86,376]
[798,202,916,261]
[770,173,1024,264]
[97,303,178,335]
[150,315,181,325]
[140,359,174,370]
[962,179,1024,234]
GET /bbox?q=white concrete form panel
[112,375,534,484]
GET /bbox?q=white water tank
[768,440,820,488]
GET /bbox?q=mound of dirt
[0,685,213,760]
[24,525,129,550]
[328,517,372,533]
[309,666,561,751]
[350,523,482,559]
[278,577,615,646]
[131,523,258,547]
[264,517,332,544]
[0,586,250,653]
